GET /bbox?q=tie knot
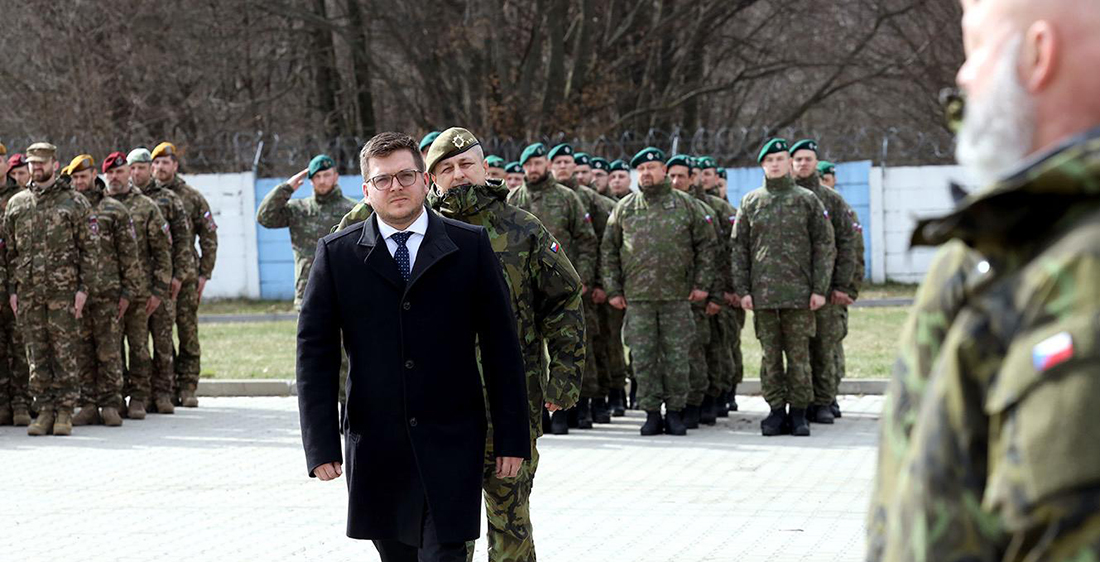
[391,231,413,246]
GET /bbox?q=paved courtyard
[0,395,883,562]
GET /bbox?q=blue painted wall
[254,176,366,300]
[723,160,872,279]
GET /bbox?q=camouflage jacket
[731,175,835,309]
[139,179,197,283]
[428,180,586,437]
[872,126,1100,562]
[560,177,616,285]
[257,183,357,307]
[334,198,374,233]
[0,177,25,298]
[601,179,717,302]
[507,173,598,287]
[693,184,738,298]
[3,175,96,301]
[112,188,173,301]
[162,175,217,279]
[795,175,865,298]
[80,180,144,300]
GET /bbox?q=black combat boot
[729,386,739,412]
[813,404,835,424]
[664,410,687,436]
[592,397,611,424]
[805,404,818,423]
[715,391,730,418]
[609,389,626,417]
[567,407,579,428]
[542,409,552,434]
[628,383,638,410]
[577,398,594,429]
[760,407,787,436]
[700,396,718,426]
[640,411,663,436]
[682,404,701,429]
[550,410,570,435]
[830,398,842,418]
[789,408,811,436]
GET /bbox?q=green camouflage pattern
[731,175,835,309]
[622,300,694,411]
[470,433,540,562]
[112,188,172,300]
[870,127,1100,561]
[137,179,197,283]
[693,185,738,397]
[754,308,816,409]
[0,177,29,412]
[81,181,144,300]
[163,175,217,279]
[148,296,176,400]
[333,198,373,233]
[256,182,357,308]
[21,298,82,413]
[506,173,598,287]
[686,305,711,406]
[76,296,124,409]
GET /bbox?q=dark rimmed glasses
[367,169,423,190]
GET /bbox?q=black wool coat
[297,208,530,546]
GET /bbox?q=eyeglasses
[367,169,423,190]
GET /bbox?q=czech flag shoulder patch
[704,215,713,224]
[583,212,592,223]
[1033,331,1074,372]
[549,241,560,253]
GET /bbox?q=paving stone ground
[0,395,883,562]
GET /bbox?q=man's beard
[527,171,547,184]
[32,170,52,183]
[955,34,1036,188]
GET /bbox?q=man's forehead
[368,151,417,175]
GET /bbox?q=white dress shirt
[376,208,429,271]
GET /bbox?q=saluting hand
[289,168,310,190]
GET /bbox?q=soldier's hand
[545,402,562,412]
[741,295,754,310]
[289,168,310,190]
[495,456,522,479]
[313,462,342,481]
[74,291,88,319]
[705,302,722,316]
[688,289,709,302]
[830,290,854,306]
[591,287,607,304]
[8,294,16,315]
[810,293,826,311]
[170,278,182,300]
[580,284,588,296]
[197,276,208,301]
[117,297,130,321]
[610,296,627,310]
[145,295,162,316]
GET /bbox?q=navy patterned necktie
[391,231,413,281]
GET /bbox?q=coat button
[405,360,414,370]
[409,418,417,427]
[402,302,411,311]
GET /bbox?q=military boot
[789,408,811,436]
[542,409,552,434]
[576,398,594,429]
[760,408,787,437]
[609,389,626,417]
[12,406,32,426]
[664,410,688,436]
[715,392,730,418]
[72,404,100,426]
[592,397,611,424]
[179,389,199,408]
[640,411,663,436]
[830,398,842,419]
[806,404,817,423]
[813,405,835,424]
[53,410,73,436]
[700,396,718,426]
[28,409,55,436]
[628,382,638,409]
[550,411,570,435]
[682,404,701,429]
[153,395,175,415]
[0,407,11,425]
[101,407,123,427]
[567,407,579,428]
[128,399,147,420]
[729,385,739,412]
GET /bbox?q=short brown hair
[359,132,425,179]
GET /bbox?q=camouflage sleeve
[808,196,835,297]
[3,211,15,296]
[567,193,598,288]
[829,197,860,298]
[256,182,296,229]
[168,198,197,283]
[74,198,95,295]
[191,191,218,279]
[113,205,144,301]
[731,200,752,298]
[588,194,615,288]
[600,204,624,299]
[146,205,173,300]
[0,224,8,297]
[850,210,866,299]
[689,199,717,293]
[333,199,372,233]
[533,229,586,410]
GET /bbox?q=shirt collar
[376,206,429,240]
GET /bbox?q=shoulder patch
[550,241,560,253]
[203,210,218,231]
[583,212,592,223]
[161,221,173,245]
[704,215,713,224]
[88,215,100,236]
[1033,332,1074,372]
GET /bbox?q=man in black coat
[297,131,531,562]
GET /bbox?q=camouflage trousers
[686,305,712,406]
[706,311,733,396]
[604,305,629,390]
[622,301,693,412]
[76,296,125,409]
[466,431,541,562]
[21,298,81,412]
[579,296,609,399]
[174,279,201,393]
[0,299,31,411]
[834,306,849,382]
[809,304,846,407]
[149,296,176,399]
[754,308,816,410]
[725,307,746,389]
[121,297,154,402]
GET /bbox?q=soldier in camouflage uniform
[104,152,172,419]
[547,144,616,425]
[604,159,633,412]
[153,142,217,408]
[589,157,611,197]
[257,154,357,309]
[507,142,598,433]
[484,155,507,182]
[715,168,729,200]
[789,140,863,424]
[869,2,1100,558]
[5,143,97,436]
[0,150,31,426]
[131,147,195,415]
[64,155,144,427]
[731,139,834,437]
[504,162,524,191]
[424,127,586,562]
[603,147,716,436]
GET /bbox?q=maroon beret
[102,151,127,173]
[7,153,27,169]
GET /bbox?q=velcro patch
[1033,331,1074,372]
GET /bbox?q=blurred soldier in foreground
[0,150,31,426]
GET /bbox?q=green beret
[308,154,335,178]
[817,161,836,176]
[505,162,522,174]
[696,156,717,170]
[757,138,789,163]
[630,147,666,168]
[591,157,609,172]
[547,143,574,161]
[519,142,547,166]
[609,159,629,172]
[665,154,694,170]
[716,168,727,179]
[419,131,442,152]
[485,155,506,169]
[574,152,590,166]
[425,127,481,174]
[789,139,818,155]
